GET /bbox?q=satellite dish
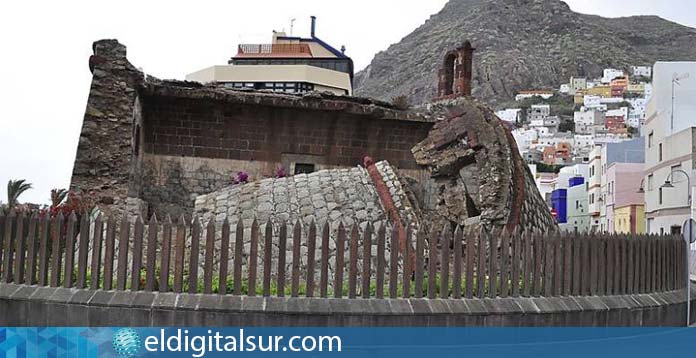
[682,219,696,244]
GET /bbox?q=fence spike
[219,217,230,295]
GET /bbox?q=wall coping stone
[2,283,695,326]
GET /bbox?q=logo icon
[112,328,141,357]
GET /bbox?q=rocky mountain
[354,0,696,106]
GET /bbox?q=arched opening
[441,53,457,96]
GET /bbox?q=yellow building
[573,92,585,104]
[627,83,645,94]
[585,85,612,98]
[614,204,645,234]
[186,17,353,96]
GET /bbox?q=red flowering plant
[234,171,249,184]
[275,165,287,178]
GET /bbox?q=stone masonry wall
[69,40,144,214]
[192,161,417,281]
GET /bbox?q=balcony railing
[237,44,312,57]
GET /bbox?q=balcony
[236,43,313,58]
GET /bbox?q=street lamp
[661,168,692,326]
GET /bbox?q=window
[648,131,653,148]
[647,174,653,190]
[294,163,315,174]
[658,143,663,161]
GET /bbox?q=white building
[605,107,629,120]
[574,109,605,135]
[495,108,522,123]
[574,134,594,153]
[632,66,652,78]
[569,77,587,95]
[643,61,696,235]
[602,68,625,84]
[186,17,354,95]
[528,104,551,122]
[515,91,554,101]
[583,95,602,109]
[512,128,538,154]
[559,84,570,94]
[626,98,648,128]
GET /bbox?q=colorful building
[614,204,645,234]
[605,162,645,233]
[585,85,612,98]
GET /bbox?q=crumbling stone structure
[412,98,556,233]
[436,41,474,100]
[70,40,433,219]
[70,39,553,237]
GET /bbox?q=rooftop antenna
[671,72,690,133]
[290,18,296,36]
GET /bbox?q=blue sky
[0,0,694,205]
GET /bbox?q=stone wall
[192,161,417,279]
[2,283,694,326]
[69,40,144,214]
[412,97,557,233]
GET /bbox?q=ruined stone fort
[70,39,555,236]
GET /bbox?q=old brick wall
[141,96,430,170]
[138,95,433,218]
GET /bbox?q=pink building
[604,163,645,233]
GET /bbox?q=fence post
[233,220,244,296]
[103,215,116,290]
[218,220,230,295]
[429,225,439,299]
[14,211,27,285]
[219,218,230,295]
[146,215,159,292]
[532,232,543,297]
[75,213,90,289]
[389,224,399,299]
[277,221,287,297]
[375,223,386,299]
[50,213,64,287]
[159,215,172,293]
[500,229,510,298]
[490,229,499,298]
[24,212,38,285]
[511,229,521,297]
[131,216,145,291]
[403,224,412,299]
[37,213,49,286]
[464,227,475,298]
[453,226,463,299]
[0,209,15,283]
[203,217,215,294]
[441,224,451,299]
[361,223,372,299]
[523,231,532,297]
[62,213,77,288]
[348,224,359,299]
[248,218,259,297]
[477,229,487,298]
[262,219,273,297]
[319,222,330,298]
[562,235,571,296]
[334,222,346,298]
[305,220,317,297]
[172,216,185,293]
[291,220,302,298]
[415,226,425,298]
[543,233,553,297]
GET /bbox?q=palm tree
[7,179,32,208]
[50,188,68,208]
